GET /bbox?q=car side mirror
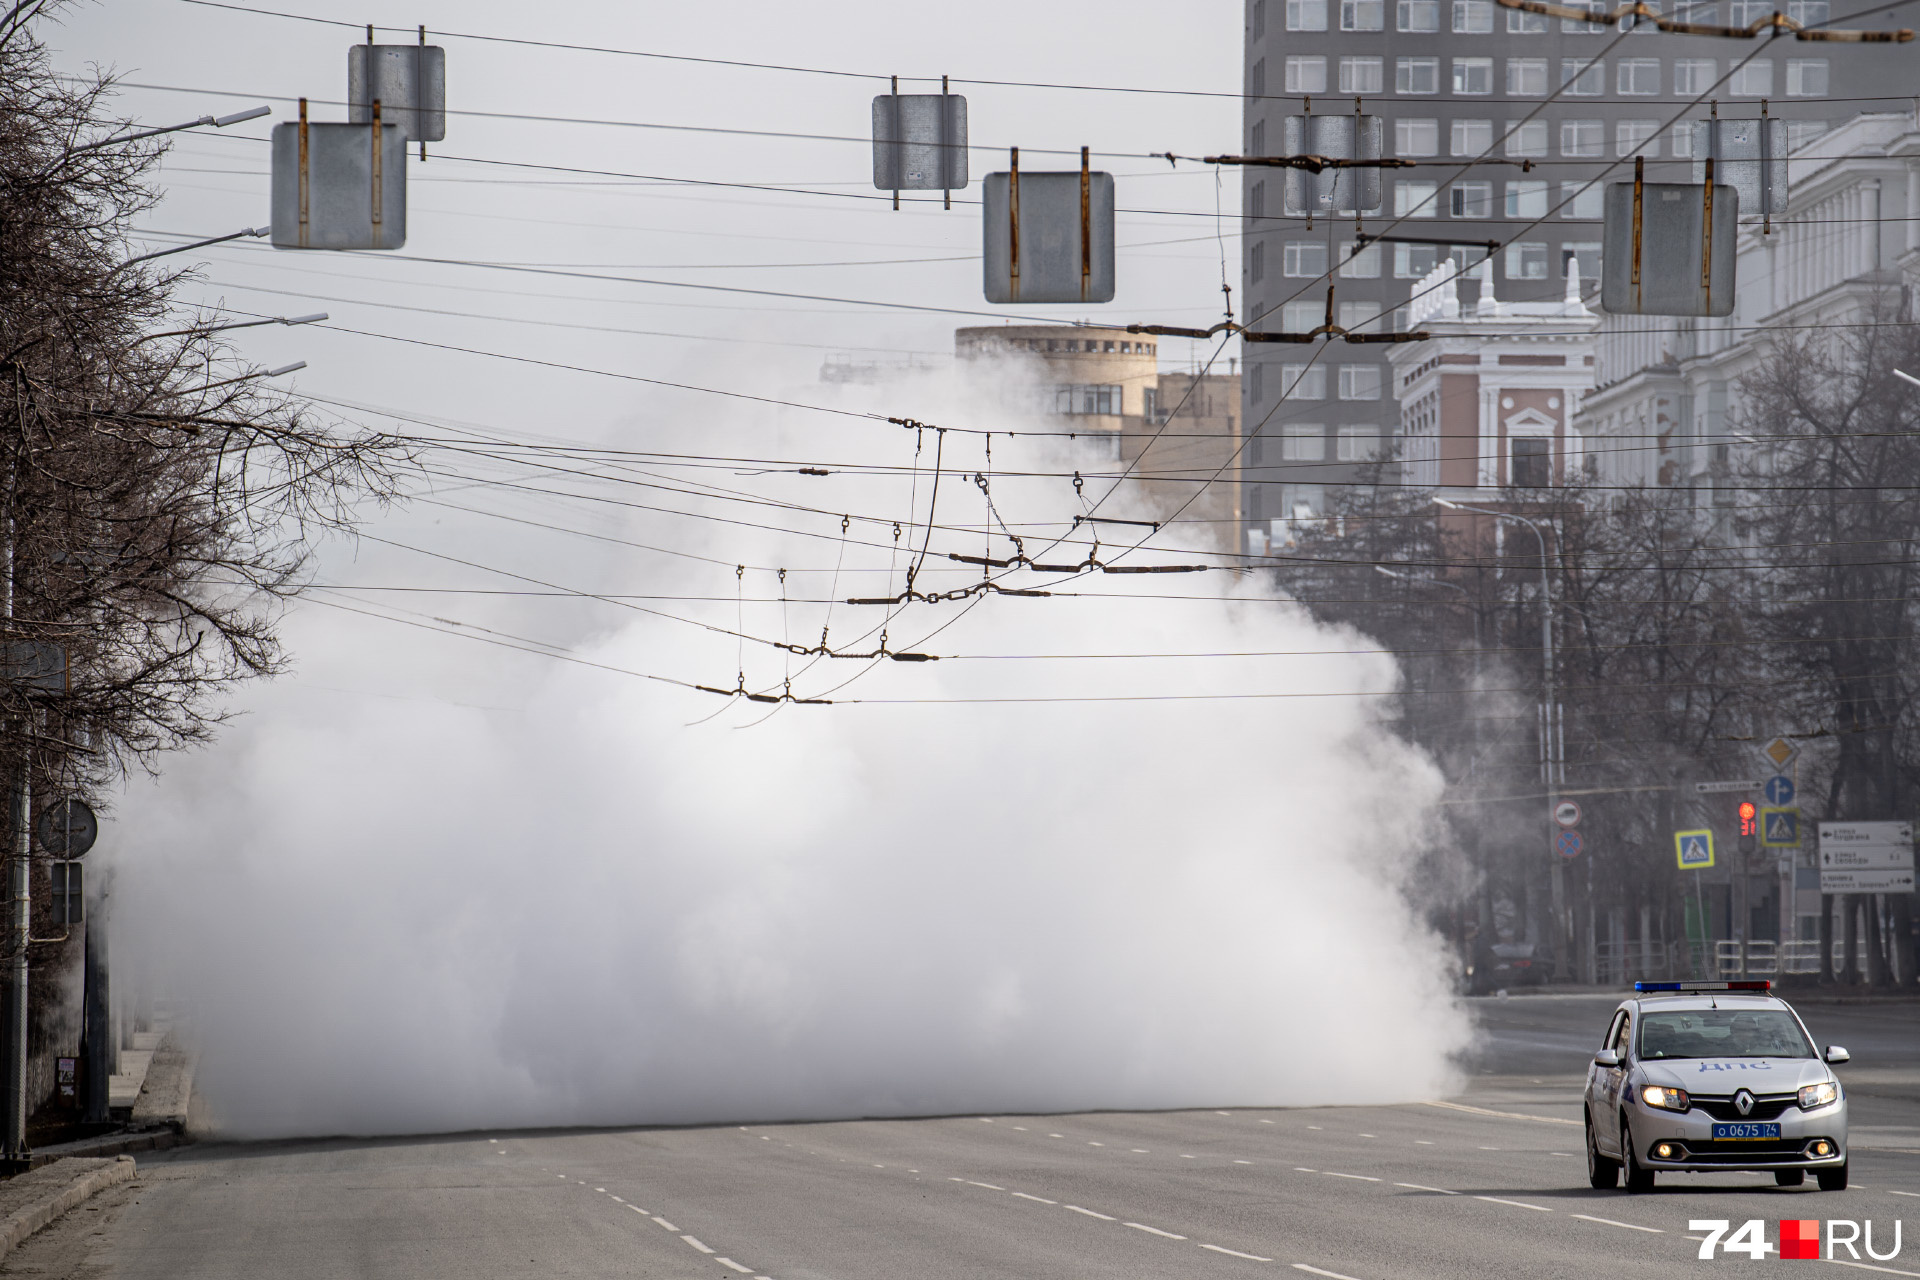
[1594,1049,1620,1068]
[1824,1045,1850,1065]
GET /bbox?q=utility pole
[81,877,108,1126]
[0,476,27,1169]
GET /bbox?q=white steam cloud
[109,358,1469,1138]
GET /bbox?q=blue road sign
[1764,774,1796,806]
[1762,807,1800,848]
[1556,829,1584,859]
[1676,829,1715,870]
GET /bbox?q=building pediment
[1503,406,1558,434]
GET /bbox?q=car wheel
[1816,1161,1849,1191]
[1621,1114,1655,1193]
[1774,1169,1805,1187]
[1586,1109,1619,1189]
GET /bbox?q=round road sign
[1556,829,1584,859]
[35,798,97,857]
[1554,800,1582,828]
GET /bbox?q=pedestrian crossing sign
[1676,829,1715,870]
[1761,807,1800,848]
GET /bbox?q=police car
[1584,981,1850,1192]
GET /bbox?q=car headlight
[1798,1082,1838,1110]
[1641,1085,1690,1112]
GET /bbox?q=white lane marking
[1394,1183,1458,1195]
[487,1138,498,1143]
[1550,1152,1575,1157]
[652,1217,677,1230]
[1359,1134,1375,1139]
[1475,1196,1552,1212]
[629,1205,651,1215]
[1825,1262,1920,1278]
[1234,1160,1253,1165]
[1571,1214,1663,1233]
[965,1181,1006,1191]
[979,1117,993,1122]
[1012,1126,1027,1131]
[873,1164,884,1169]
[1424,1100,1580,1127]
[1890,1190,1920,1198]
[949,1177,965,1182]
[1180,1154,1197,1159]
[1125,1222,1187,1240]
[1216,1111,1232,1116]
[1325,1173,1381,1182]
[556,1174,567,1179]
[1132,1149,1150,1153]
[1048,1133,1064,1139]
[682,1236,715,1254]
[1203,1244,1275,1262]
[1414,1140,1434,1145]
[908,1170,919,1174]
[1293,1167,1317,1173]
[1011,1192,1057,1204]
[716,1260,752,1274]
[595,1187,606,1193]
[1307,1125,1323,1131]
[1089,1141,1105,1147]
[760,1136,770,1141]
[1293,1265,1365,1280]
[610,1197,623,1204]
[1477,1147,1500,1151]
[1066,1205,1116,1221]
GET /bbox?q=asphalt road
[11,995,1919,1280]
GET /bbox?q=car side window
[1612,1014,1632,1058]
[1601,1011,1625,1052]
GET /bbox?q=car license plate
[1713,1122,1781,1141]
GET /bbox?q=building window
[1563,11,1608,30]
[1251,59,1266,98]
[1674,0,1718,19]
[1731,59,1772,95]
[1282,300,1323,332]
[1787,0,1829,22]
[1395,117,1439,155]
[1252,119,1265,155]
[1395,180,1439,217]
[1339,302,1385,334]
[1253,0,1267,36]
[1449,244,1493,275]
[1339,57,1385,93]
[1341,0,1385,28]
[1399,0,1441,28]
[1284,241,1329,276]
[1617,57,1661,94]
[1340,242,1383,278]
[1280,363,1327,399]
[1616,118,1660,157]
[1396,56,1440,93]
[1282,423,1327,461]
[1505,241,1549,279]
[1251,240,1265,284]
[1452,56,1494,93]
[1451,118,1493,156]
[1285,56,1328,94]
[1510,436,1550,487]
[1509,6,1550,28]
[1337,425,1381,460]
[1560,119,1604,157]
[1053,385,1124,415]
[1251,364,1264,403]
[1504,120,1548,157]
[1505,179,1548,218]
[1560,180,1603,219]
[1787,119,1828,151]
[1563,241,1601,282]
[1560,58,1605,94]
[1622,0,1663,30]
[1452,0,1494,29]
[1728,0,1771,21]
[1395,242,1440,277]
[1339,365,1384,400]
[1288,0,1329,27]
[1450,180,1493,218]
[1673,58,1717,94]
[1786,59,1828,96]
[1506,58,1549,95]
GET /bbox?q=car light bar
[1633,980,1773,992]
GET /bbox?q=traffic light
[1737,800,1758,856]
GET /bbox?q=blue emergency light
[1633,980,1772,992]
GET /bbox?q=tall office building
[1240,0,1911,549]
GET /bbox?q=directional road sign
[1554,801,1581,828]
[1695,780,1761,794]
[1818,822,1914,893]
[1556,829,1584,859]
[1676,829,1715,870]
[1763,774,1796,806]
[1761,807,1800,848]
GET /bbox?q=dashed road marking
[629,1205,650,1215]
[682,1236,715,1254]
[1307,1125,1324,1131]
[1202,1244,1274,1262]
[716,1260,752,1273]
[1293,1167,1316,1173]
[1048,1133,1064,1139]
[965,1181,1005,1191]
[1394,1183,1458,1195]
[1215,1111,1232,1116]
[1571,1214,1662,1233]
[1293,1264,1365,1280]
[1180,1154,1196,1159]
[1260,1120,1274,1125]
[1125,1222,1187,1240]
[1890,1190,1920,1199]
[1131,1149,1149,1153]
[1414,1140,1434,1145]
[1475,1196,1551,1212]
[1066,1205,1116,1221]
[595,1187,606,1193]
[652,1217,677,1231]
[1089,1141,1104,1147]
[1012,1192,1057,1204]
[1325,1173,1380,1182]
[1012,1126,1027,1131]
[1359,1134,1375,1139]
[1234,1160,1253,1165]
[1477,1147,1500,1151]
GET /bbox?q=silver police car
[1584,981,1850,1193]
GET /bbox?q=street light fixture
[118,227,270,271]
[189,361,307,394]
[1895,369,1920,390]
[1433,495,1572,982]
[65,105,271,158]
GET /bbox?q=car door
[1591,1010,1626,1148]
[1601,1011,1633,1154]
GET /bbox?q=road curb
[32,1128,186,1165]
[0,1156,136,1263]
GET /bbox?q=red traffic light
[1738,801,1758,837]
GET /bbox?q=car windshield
[1638,1008,1814,1060]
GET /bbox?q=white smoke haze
[109,351,1472,1138]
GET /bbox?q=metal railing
[1715,939,1779,976]
[1594,939,1674,985]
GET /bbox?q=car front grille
[1691,1095,1797,1123]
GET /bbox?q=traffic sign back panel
[1676,829,1715,870]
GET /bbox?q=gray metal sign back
[872,92,966,191]
[1690,118,1787,224]
[1601,171,1736,317]
[1281,114,1384,215]
[349,42,447,142]
[982,151,1115,305]
[0,642,65,693]
[271,105,408,251]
